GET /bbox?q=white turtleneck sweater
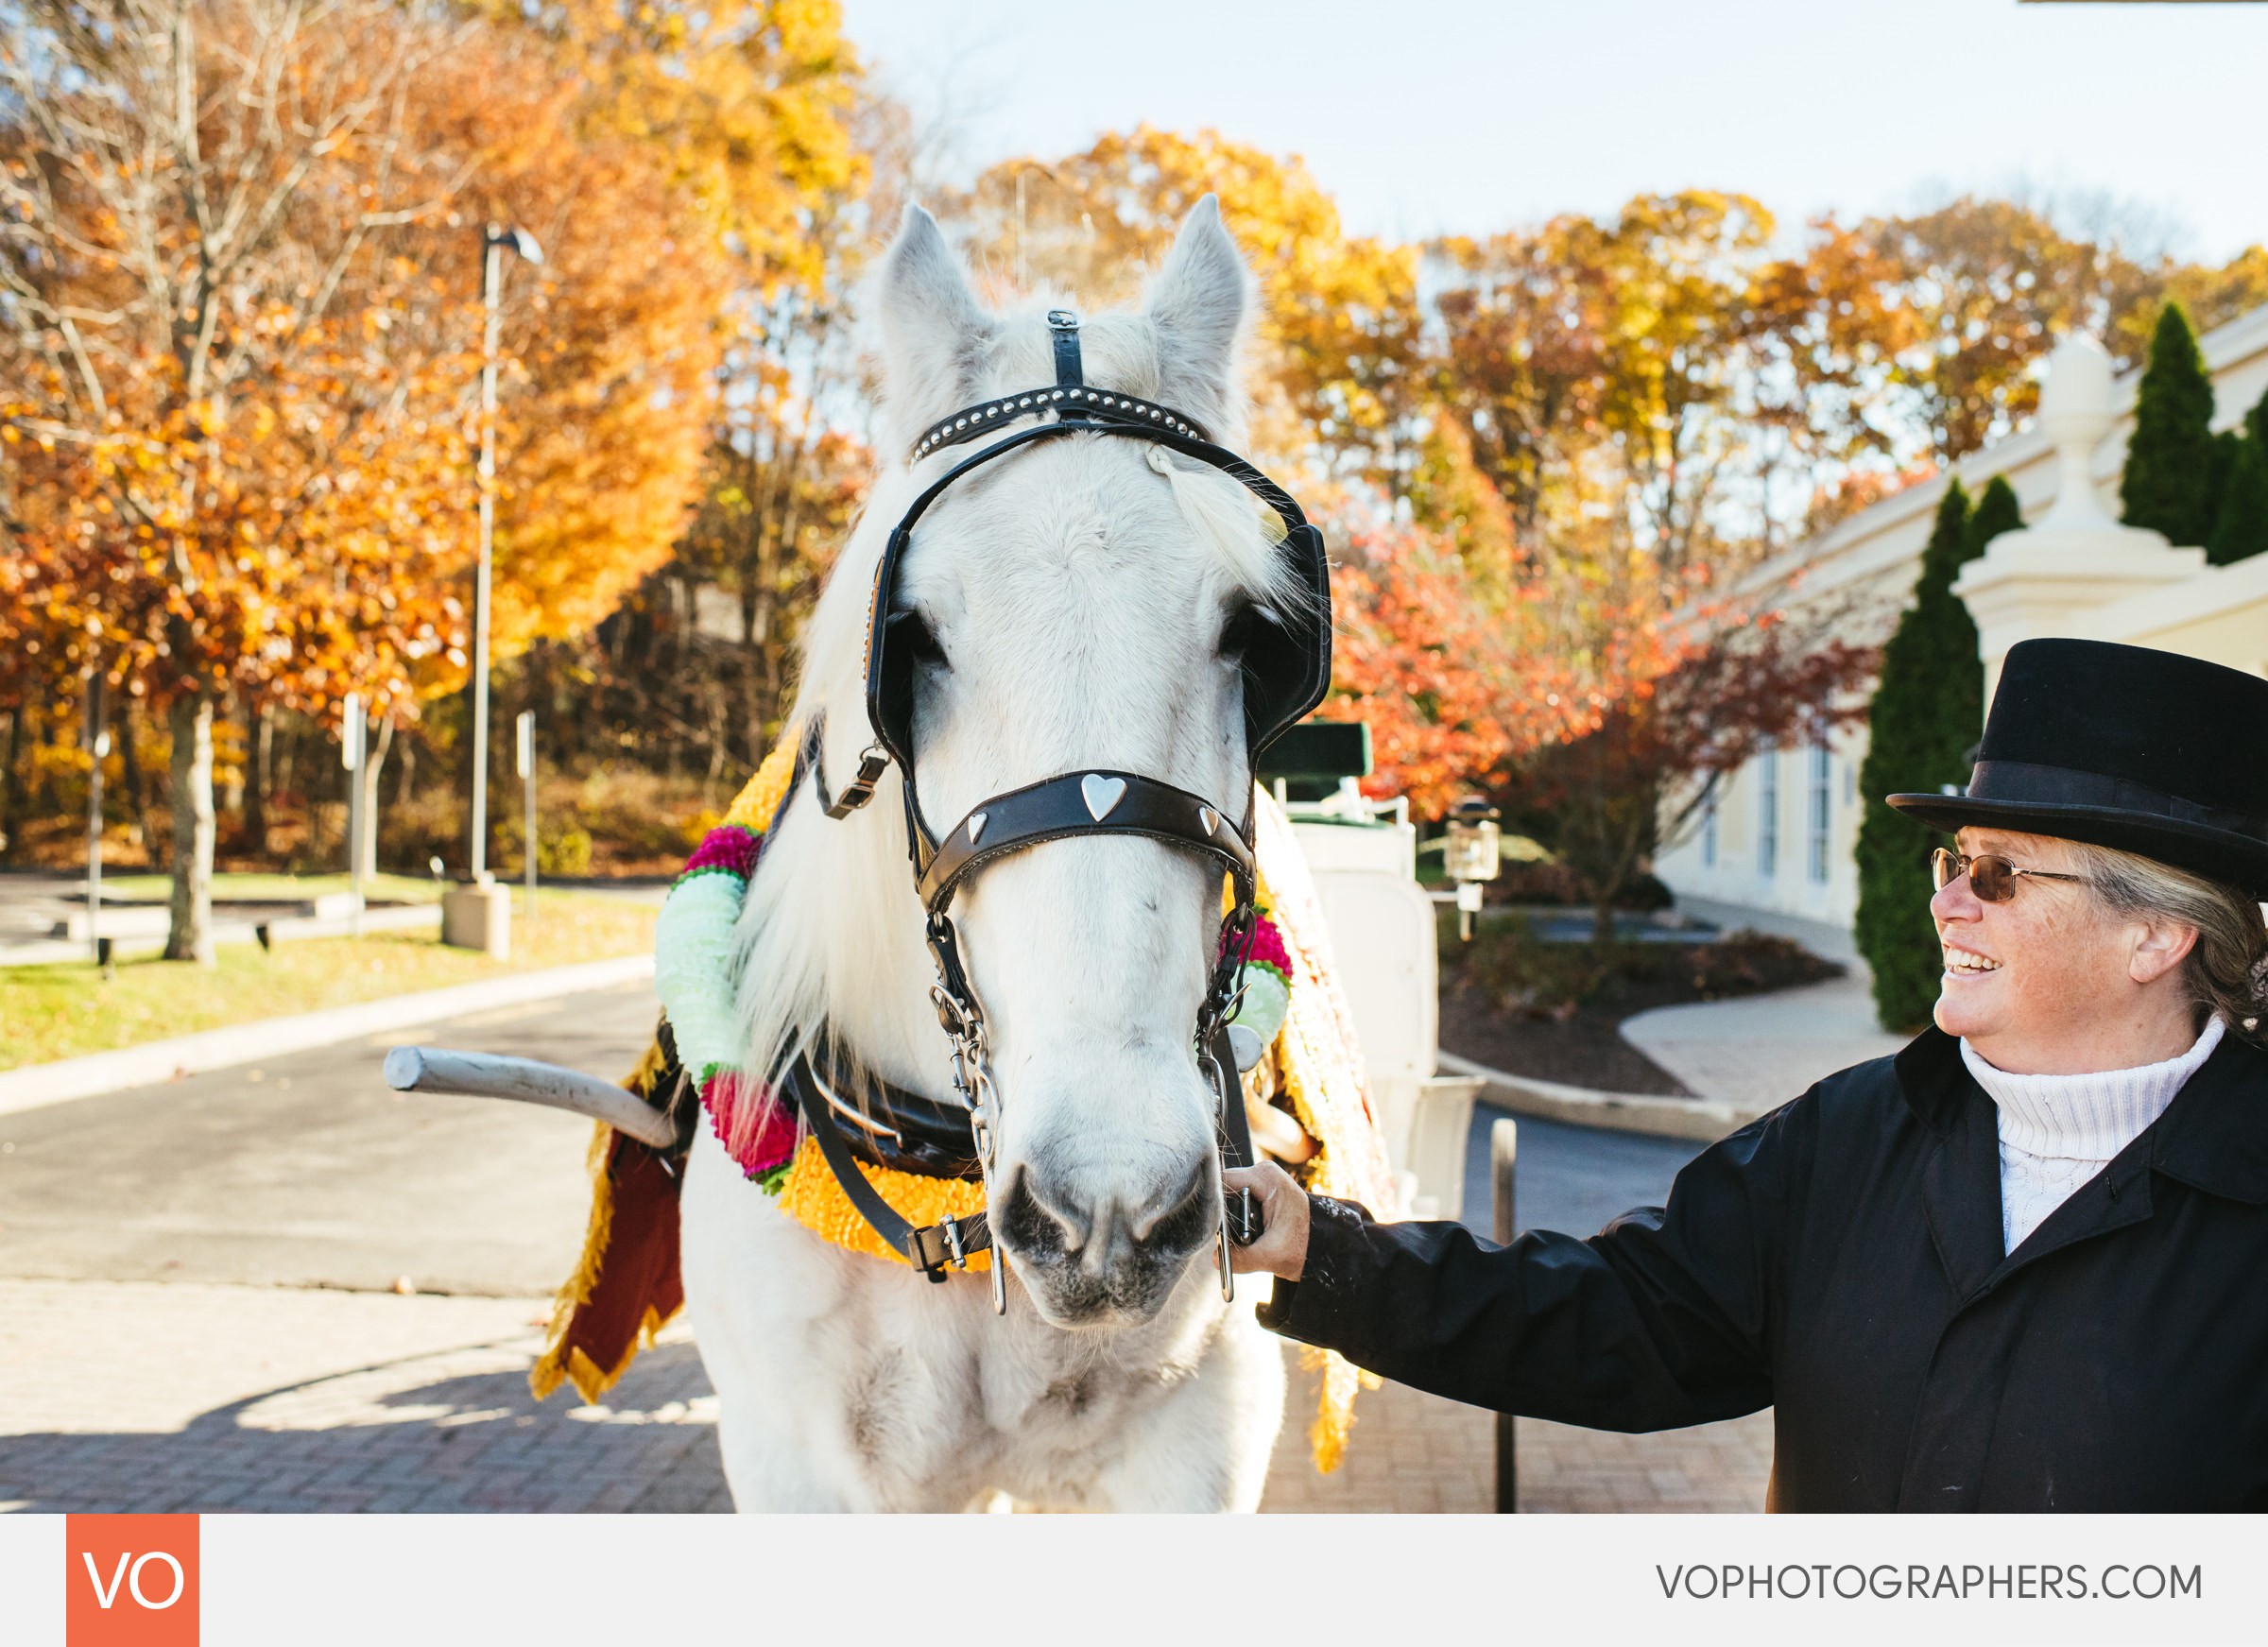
[1960,1016,2224,1254]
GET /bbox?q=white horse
[678,199,1303,1511]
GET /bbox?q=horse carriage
[386,200,1475,1510]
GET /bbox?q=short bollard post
[516,711,537,932]
[1492,1116,1518,1514]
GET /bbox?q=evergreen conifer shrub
[2120,301,2220,546]
[1853,480,1993,1033]
[2208,387,2268,565]
[1950,475,2021,751]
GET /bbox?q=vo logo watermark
[65,1516,198,1646]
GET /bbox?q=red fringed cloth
[528,1046,686,1404]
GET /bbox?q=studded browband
[911,386,1211,463]
[909,306,1214,463]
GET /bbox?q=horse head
[736,197,1314,1330]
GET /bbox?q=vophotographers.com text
[1656,1562,2202,1602]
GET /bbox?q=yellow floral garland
[723,738,799,832]
[775,1136,993,1269]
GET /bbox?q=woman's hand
[1223,1160,1310,1281]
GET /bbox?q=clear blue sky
[836,0,2268,263]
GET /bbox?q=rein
[780,309,1332,1312]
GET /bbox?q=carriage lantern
[1443,797,1503,941]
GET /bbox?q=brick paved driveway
[0,1277,1768,1513]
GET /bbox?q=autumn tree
[944,128,1427,482]
[1506,592,1877,951]
[1429,195,1910,582]
[520,0,863,291]
[1862,197,2267,465]
[3,0,482,956]
[1316,523,1535,819]
[0,0,737,954]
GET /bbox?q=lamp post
[342,693,365,938]
[1011,163,1064,293]
[469,223,542,884]
[516,709,536,931]
[443,223,540,960]
[84,670,107,969]
[1443,796,1503,941]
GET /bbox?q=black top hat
[1888,639,2268,896]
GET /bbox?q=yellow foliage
[948,127,1424,474]
[515,0,865,294]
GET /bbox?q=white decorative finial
[2034,334,2120,532]
[1954,330,2201,702]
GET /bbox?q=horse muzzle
[992,1149,1219,1328]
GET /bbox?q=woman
[1226,638,2268,1511]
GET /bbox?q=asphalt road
[0,979,1705,1300]
[0,981,659,1296]
[1461,1108,1707,1242]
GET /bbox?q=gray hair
[2066,840,2268,1043]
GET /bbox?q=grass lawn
[0,893,656,1071]
[91,870,443,904]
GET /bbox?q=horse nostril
[1129,1159,1213,1253]
[1125,1161,1215,1252]
[1000,1157,1216,1275]
[997,1165,1085,1262]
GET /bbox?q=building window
[1758,750,1778,878]
[1808,740,1832,884]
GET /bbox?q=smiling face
[1932,827,2201,1073]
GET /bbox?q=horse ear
[1143,196,1251,437]
[877,205,997,438]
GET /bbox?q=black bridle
[782,309,1332,1311]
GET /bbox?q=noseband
[783,310,1332,1312]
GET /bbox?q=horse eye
[890,609,949,669]
[1219,604,1278,659]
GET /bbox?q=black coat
[1260,1024,2268,1511]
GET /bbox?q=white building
[1655,302,2268,934]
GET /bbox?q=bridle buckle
[823,743,891,818]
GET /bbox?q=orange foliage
[949,127,1424,472]
[1319,524,1534,820]
[531,0,866,293]
[0,2,738,729]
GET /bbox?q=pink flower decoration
[702,1069,799,1176]
[1241,912,1294,979]
[680,824,762,881]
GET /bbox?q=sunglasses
[1931,848,2088,902]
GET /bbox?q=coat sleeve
[1258,1100,1809,1432]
